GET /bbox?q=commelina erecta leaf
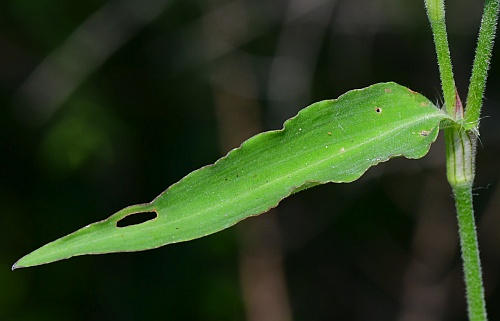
[14,82,452,269]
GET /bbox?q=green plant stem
[425,0,456,116]
[445,125,486,321]
[454,184,487,321]
[428,1,499,319]
[465,0,500,127]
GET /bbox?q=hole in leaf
[117,211,157,228]
[375,107,382,113]
[420,130,430,137]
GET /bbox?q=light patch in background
[38,100,119,175]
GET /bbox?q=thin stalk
[454,184,487,321]
[445,125,486,321]
[464,0,500,128]
[456,1,500,318]
[424,0,457,116]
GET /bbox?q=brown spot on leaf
[420,130,430,137]
[385,88,391,93]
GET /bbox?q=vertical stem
[453,184,487,321]
[465,0,500,127]
[424,0,457,116]
[446,126,486,321]
[425,1,498,319]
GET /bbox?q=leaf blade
[14,82,451,269]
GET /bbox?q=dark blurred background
[2,0,500,320]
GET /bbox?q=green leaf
[14,82,451,269]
